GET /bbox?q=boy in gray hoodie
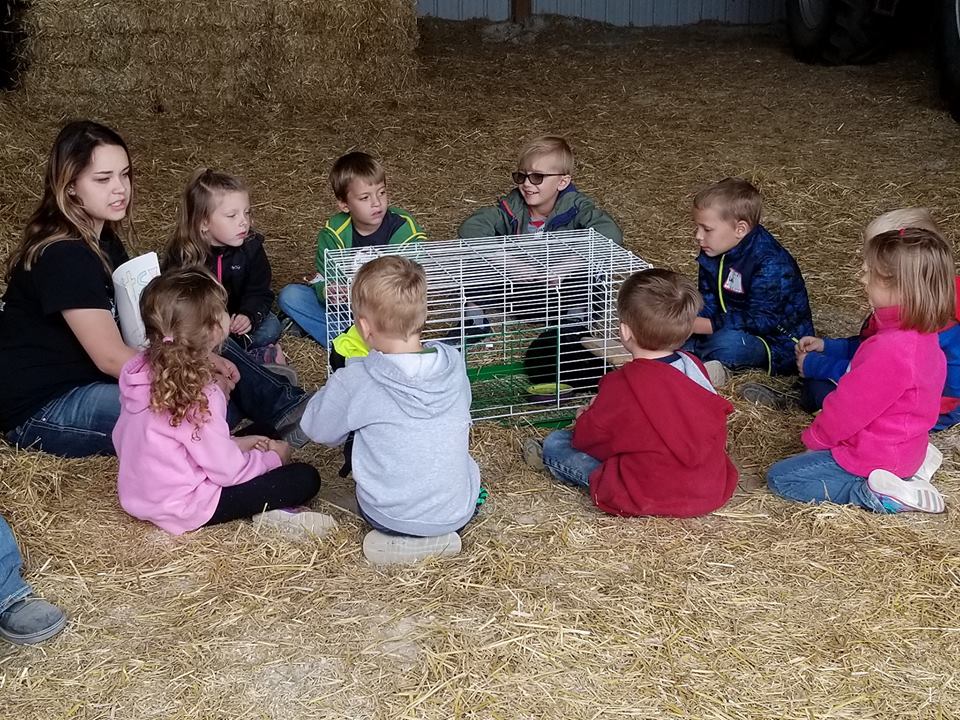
[300,255,481,564]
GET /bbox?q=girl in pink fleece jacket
[113,268,329,535]
[767,227,954,514]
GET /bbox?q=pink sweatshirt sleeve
[182,387,282,487]
[802,338,910,450]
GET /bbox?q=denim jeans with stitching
[277,284,350,348]
[0,515,31,614]
[7,338,305,458]
[541,429,601,489]
[766,450,885,512]
[683,328,769,371]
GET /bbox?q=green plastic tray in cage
[467,362,577,428]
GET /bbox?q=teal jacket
[457,185,622,244]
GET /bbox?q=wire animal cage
[324,229,651,426]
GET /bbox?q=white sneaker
[914,443,944,483]
[362,530,461,565]
[866,469,945,514]
[703,360,730,388]
[253,506,337,536]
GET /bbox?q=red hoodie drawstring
[216,254,222,283]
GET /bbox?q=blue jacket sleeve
[801,336,861,381]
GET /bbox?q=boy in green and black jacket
[277,151,424,356]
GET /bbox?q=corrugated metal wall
[417,0,785,25]
[417,0,511,21]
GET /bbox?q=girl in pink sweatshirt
[767,227,954,514]
[113,268,330,535]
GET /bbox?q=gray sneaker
[740,382,793,410]
[279,314,306,338]
[263,363,299,387]
[277,392,313,448]
[522,437,545,470]
[703,360,730,388]
[0,596,67,645]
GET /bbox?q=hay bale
[19,0,418,112]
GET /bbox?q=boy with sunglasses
[458,136,622,243]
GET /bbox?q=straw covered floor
[2,17,960,719]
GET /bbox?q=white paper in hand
[112,252,161,348]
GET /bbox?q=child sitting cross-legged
[299,256,482,564]
[164,168,287,368]
[277,151,425,354]
[742,208,960,435]
[523,268,739,518]
[686,177,814,385]
[113,268,334,536]
[766,227,955,514]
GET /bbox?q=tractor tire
[786,0,895,65]
[0,0,27,90]
[939,0,960,121]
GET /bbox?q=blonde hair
[163,168,248,270]
[863,227,955,333]
[864,207,942,242]
[6,120,134,280]
[140,267,228,436]
[517,135,574,175]
[352,255,427,339]
[330,152,386,202]
[618,269,703,351]
[693,177,762,227]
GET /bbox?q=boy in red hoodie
[523,268,739,517]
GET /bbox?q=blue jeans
[278,284,350,348]
[233,312,282,350]
[684,328,769,371]
[0,515,31,614]
[766,450,885,512]
[6,382,121,457]
[7,338,306,458]
[216,338,307,430]
[541,429,601,489]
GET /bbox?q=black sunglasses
[512,171,565,186]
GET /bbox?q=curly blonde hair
[140,267,228,435]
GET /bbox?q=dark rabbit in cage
[523,322,610,391]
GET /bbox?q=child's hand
[303,272,323,284]
[326,283,349,303]
[235,435,270,452]
[267,439,292,464]
[796,336,824,354]
[209,353,239,396]
[230,313,252,335]
[796,351,808,377]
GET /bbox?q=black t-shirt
[0,232,129,430]
[352,211,405,248]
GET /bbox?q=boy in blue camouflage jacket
[685,178,813,377]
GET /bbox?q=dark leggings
[204,463,321,526]
[329,347,354,478]
[800,378,837,414]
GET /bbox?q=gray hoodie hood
[363,342,463,419]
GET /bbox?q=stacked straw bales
[21,0,419,111]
